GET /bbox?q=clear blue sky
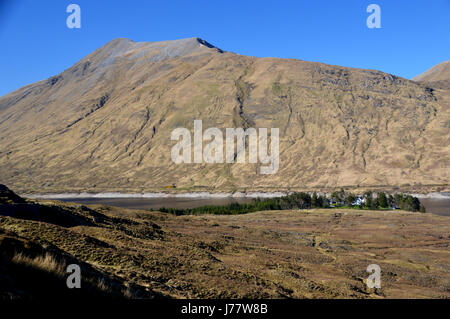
[0,0,449,97]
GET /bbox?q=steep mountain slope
[413,61,450,90]
[0,38,449,193]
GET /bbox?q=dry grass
[9,251,131,297]
[2,200,450,299]
[12,252,66,277]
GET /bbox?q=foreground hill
[0,38,449,193]
[1,184,449,299]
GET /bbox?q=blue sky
[0,0,449,97]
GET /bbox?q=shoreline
[23,191,450,200]
[23,191,288,199]
[410,192,450,199]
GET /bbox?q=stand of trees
[159,191,425,216]
[358,191,424,212]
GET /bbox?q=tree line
[158,190,425,216]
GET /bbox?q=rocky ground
[1,185,449,299]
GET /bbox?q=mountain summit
[0,38,449,193]
[89,37,224,64]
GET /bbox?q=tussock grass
[12,252,66,277]
[11,252,122,296]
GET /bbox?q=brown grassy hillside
[0,38,449,193]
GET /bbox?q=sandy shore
[23,191,289,199]
[23,191,450,200]
[409,192,450,199]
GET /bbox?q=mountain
[0,38,449,194]
[413,61,450,90]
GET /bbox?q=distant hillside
[414,61,450,82]
[0,38,449,194]
[413,61,450,90]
